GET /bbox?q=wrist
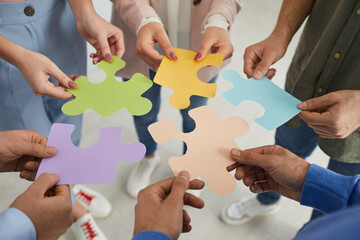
[8,45,29,70]
[271,27,293,46]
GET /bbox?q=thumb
[166,171,190,205]
[253,53,277,80]
[27,173,59,196]
[195,37,214,61]
[231,148,272,169]
[156,30,177,61]
[298,95,335,111]
[17,141,56,159]
[50,63,78,89]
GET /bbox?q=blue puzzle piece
[222,70,301,130]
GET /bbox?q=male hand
[11,174,73,240]
[243,33,290,80]
[133,171,205,240]
[227,145,310,201]
[195,27,233,61]
[136,22,177,71]
[0,130,56,180]
[298,90,360,139]
[16,50,78,99]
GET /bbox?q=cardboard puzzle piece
[222,70,301,130]
[148,106,249,196]
[35,123,146,184]
[62,56,153,117]
[154,48,223,109]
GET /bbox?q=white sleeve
[203,14,230,32]
[136,17,164,36]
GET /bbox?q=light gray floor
[0,0,329,239]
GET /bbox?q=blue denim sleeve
[132,231,172,240]
[300,164,360,213]
[0,208,36,240]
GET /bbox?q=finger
[49,64,78,89]
[97,36,113,62]
[243,48,259,78]
[231,147,276,167]
[156,30,176,61]
[195,37,214,61]
[166,171,190,205]
[115,35,125,59]
[20,170,37,181]
[183,193,205,209]
[24,161,41,172]
[183,210,191,225]
[54,184,71,201]
[27,173,59,196]
[215,44,233,60]
[136,44,163,70]
[265,68,276,80]
[253,53,277,79]
[227,163,239,172]
[182,224,192,233]
[42,85,74,100]
[299,111,333,126]
[298,95,336,111]
[235,166,246,180]
[17,141,56,159]
[188,179,205,190]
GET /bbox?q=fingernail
[68,81,78,89]
[179,171,189,180]
[298,102,306,109]
[46,146,56,155]
[254,70,263,79]
[194,53,202,61]
[170,52,178,61]
[105,53,113,62]
[231,149,241,157]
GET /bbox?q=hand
[133,171,205,240]
[195,27,233,61]
[0,130,56,180]
[11,174,73,240]
[79,14,125,64]
[243,32,290,80]
[298,90,360,139]
[16,50,78,99]
[227,145,310,201]
[136,22,177,71]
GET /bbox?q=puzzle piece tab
[148,106,249,196]
[62,56,153,117]
[222,70,301,130]
[35,123,146,184]
[154,48,223,109]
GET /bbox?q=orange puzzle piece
[148,106,249,196]
[154,48,224,109]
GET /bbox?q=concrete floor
[0,0,329,239]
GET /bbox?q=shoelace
[76,190,95,206]
[81,220,98,240]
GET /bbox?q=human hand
[133,171,205,240]
[16,50,78,99]
[136,22,177,71]
[195,27,233,61]
[227,146,310,201]
[80,14,125,64]
[10,173,73,240]
[0,130,56,180]
[298,90,360,139]
[243,33,290,80]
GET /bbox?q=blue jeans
[125,70,218,155]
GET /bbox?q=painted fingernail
[46,146,56,155]
[179,171,190,180]
[194,53,202,61]
[231,149,241,157]
[254,70,263,79]
[105,53,113,62]
[68,81,78,89]
[170,52,178,61]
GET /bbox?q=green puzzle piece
[62,56,153,117]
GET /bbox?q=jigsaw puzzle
[154,48,223,109]
[35,123,146,184]
[148,106,249,196]
[222,70,301,130]
[62,56,153,117]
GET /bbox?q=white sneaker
[126,154,160,198]
[72,213,108,240]
[73,185,112,218]
[220,195,280,225]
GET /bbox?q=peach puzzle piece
[148,106,249,196]
[154,48,223,109]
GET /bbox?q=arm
[68,0,125,63]
[0,35,77,99]
[244,0,316,79]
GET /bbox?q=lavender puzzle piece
[36,123,146,184]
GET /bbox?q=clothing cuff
[203,14,230,32]
[0,208,36,240]
[132,231,172,240]
[136,17,164,36]
[300,164,355,214]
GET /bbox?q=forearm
[0,35,27,68]
[272,0,316,44]
[67,0,96,21]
